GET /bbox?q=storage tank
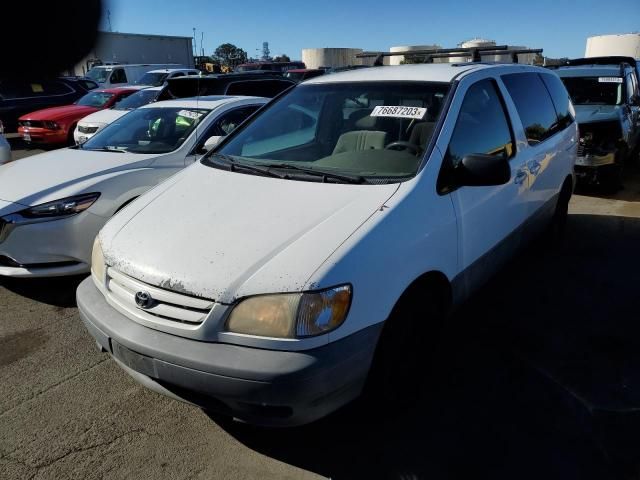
[301,48,364,69]
[586,33,640,58]
[388,44,442,65]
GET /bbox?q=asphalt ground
[2,140,640,479]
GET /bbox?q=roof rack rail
[545,56,636,77]
[357,46,542,66]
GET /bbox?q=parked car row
[0,54,636,428]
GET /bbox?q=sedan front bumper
[0,209,106,277]
[77,277,382,427]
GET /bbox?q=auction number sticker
[370,106,427,120]
[178,110,205,120]
[598,77,623,83]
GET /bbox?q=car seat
[332,130,387,155]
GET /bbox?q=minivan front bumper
[77,278,382,427]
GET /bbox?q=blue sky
[101,0,639,60]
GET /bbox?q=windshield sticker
[370,106,427,120]
[598,77,623,83]
[178,110,205,120]
[30,83,44,93]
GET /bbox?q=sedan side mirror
[204,135,223,151]
[457,153,511,187]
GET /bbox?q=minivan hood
[101,163,399,302]
[78,108,128,126]
[574,104,621,124]
[0,148,157,205]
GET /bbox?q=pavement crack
[0,357,110,418]
[8,427,150,472]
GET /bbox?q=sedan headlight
[43,121,60,130]
[226,285,352,338]
[20,193,100,219]
[91,236,105,284]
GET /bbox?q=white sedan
[0,96,266,277]
[74,86,164,144]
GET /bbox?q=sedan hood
[19,105,98,122]
[574,105,621,124]
[0,148,157,205]
[78,109,128,126]
[101,163,399,302]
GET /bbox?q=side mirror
[203,135,223,151]
[457,153,511,187]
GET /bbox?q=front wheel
[365,284,445,406]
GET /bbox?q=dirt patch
[0,329,48,367]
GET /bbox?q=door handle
[514,170,527,185]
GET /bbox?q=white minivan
[85,64,188,88]
[78,63,577,426]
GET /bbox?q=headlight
[43,121,60,130]
[20,193,100,219]
[91,236,105,284]
[226,285,352,339]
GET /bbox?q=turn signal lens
[296,285,351,337]
[91,236,105,285]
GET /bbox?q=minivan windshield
[81,107,210,154]
[560,76,623,105]
[113,89,159,110]
[211,81,450,182]
[136,72,170,86]
[86,68,110,83]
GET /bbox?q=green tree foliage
[273,54,291,63]
[213,43,248,68]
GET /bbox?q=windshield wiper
[211,154,286,179]
[263,163,365,184]
[84,147,126,153]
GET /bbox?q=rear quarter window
[502,72,560,145]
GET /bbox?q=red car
[17,87,138,146]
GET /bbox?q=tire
[67,126,77,146]
[544,180,572,248]
[365,283,445,407]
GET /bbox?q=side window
[226,80,292,98]
[502,73,559,145]
[540,73,574,130]
[40,80,74,95]
[79,80,99,91]
[625,71,636,102]
[445,78,514,169]
[110,69,127,84]
[171,72,184,78]
[194,106,262,153]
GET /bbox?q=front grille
[18,120,43,128]
[105,267,214,327]
[78,125,99,134]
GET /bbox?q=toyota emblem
[134,291,154,309]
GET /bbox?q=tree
[213,43,248,69]
[273,54,291,63]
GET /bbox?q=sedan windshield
[136,72,169,86]
[560,76,623,105]
[76,91,115,108]
[211,81,450,182]
[113,89,159,110]
[81,107,210,154]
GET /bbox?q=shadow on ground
[216,212,640,480]
[0,274,87,307]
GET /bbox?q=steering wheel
[385,141,420,155]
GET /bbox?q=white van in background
[135,68,201,87]
[85,64,188,88]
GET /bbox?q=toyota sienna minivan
[78,62,577,426]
